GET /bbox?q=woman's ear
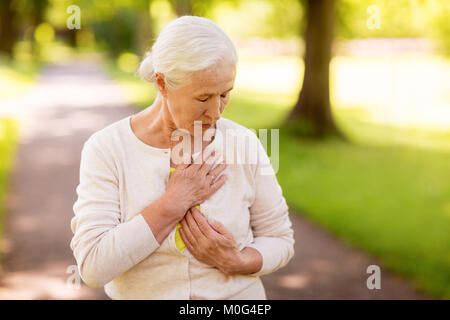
[155,72,167,97]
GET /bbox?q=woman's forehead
[189,62,235,94]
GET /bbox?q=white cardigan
[70,115,294,299]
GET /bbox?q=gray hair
[138,15,238,91]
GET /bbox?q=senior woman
[70,15,294,300]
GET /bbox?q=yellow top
[169,167,200,253]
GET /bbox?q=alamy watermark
[366,5,381,30]
[66,5,81,30]
[66,264,81,290]
[169,121,279,175]
[366,265,381,290]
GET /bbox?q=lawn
[0,58,33,269]
[106,53,450,299]
[276,131,450,299]
[0,58,39,99]
[0,119,19,250]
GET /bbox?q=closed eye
[199,93,228,103]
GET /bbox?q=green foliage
[91,7,136,57]
[5,0,450,58]
[0,57,39,98]
[208,0,302,39]
[277,132,450,299]
[429,2,450,56]
[336,0,450,55]
[0,118,19,246]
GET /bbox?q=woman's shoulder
[218,117,264,170]
[218,117,258,139]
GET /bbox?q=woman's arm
[244,134,295,277]
[70,136,165,288]
[71,135,228,288]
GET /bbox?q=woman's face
[159,58,236,135]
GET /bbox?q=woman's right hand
[164,151,227,220]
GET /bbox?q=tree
[27,0,49,57]
[287,0,342,138]
[0,0,19,56]
[169,0,194,16]
[134,0,154,56]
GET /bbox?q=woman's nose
[205,101,221,121]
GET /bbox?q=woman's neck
[132,93,217,153]
[136,94,177,149]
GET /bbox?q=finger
[185,210,207,240]
[180,217,197,246]
[199,149,222,176]
[180,228,196,254]
[208,218,230,236]
[191,207,216,239]
[208,174,227,196]
[208,163,227,182]
[185,151,204,172]
[191,150,202,164]
[176,158,191,170]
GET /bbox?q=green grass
[0,58,30,270]
[278,134,450,299]
[0,58,37,242]
[0,58,39,99]
[224,95,450,299]
[0,118,19,248]
[106,55,450,299]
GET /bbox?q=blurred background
[0,0,449,300]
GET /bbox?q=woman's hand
[179,207,245,275]
[164,150,227,220]
[180,208,264,275]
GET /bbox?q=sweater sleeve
[245,134,295,277]
[70,135,160,288]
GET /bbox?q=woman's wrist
[142,194,184,244]
[227,247,263,276]
[160,191,188,222]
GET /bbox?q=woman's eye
[198,93,228,103]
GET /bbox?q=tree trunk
[287,0,342,138]
[0,0,19,56]
[169,0,194,17]
[30,0,48,58]
[135,6,154,56]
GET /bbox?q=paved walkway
[0,61,428,299]
[263,211,427,299]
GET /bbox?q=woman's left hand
[179,207,242,275]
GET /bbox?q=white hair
[138,15,238,91]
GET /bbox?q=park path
[0,61,428,299]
